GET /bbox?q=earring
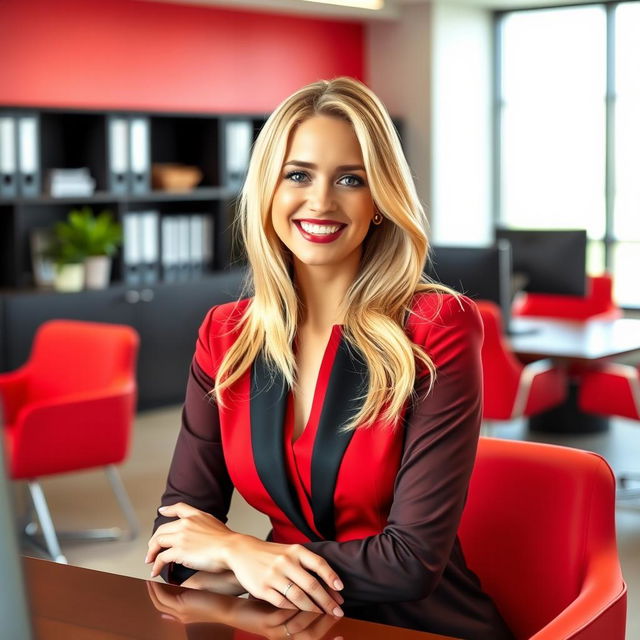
[372,210,384,225]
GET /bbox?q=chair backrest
[513,274,621,321]
[25,320,139,402]
[459,438,624,640]
[476,300,523,420]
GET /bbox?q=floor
[17,405,639,639]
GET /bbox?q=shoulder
[195,297,253,375]
[406,292,483,374]
[407,291,482,339]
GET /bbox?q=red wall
[0,0,365,113]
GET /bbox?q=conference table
[509,316,640,433]
[24,556,458,640]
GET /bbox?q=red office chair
[578,363,640,498]
[477,300,567,430]
[0,320,140,563]
[513,274,622,322]
[459,437,627,639]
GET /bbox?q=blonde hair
[214,76,455,431]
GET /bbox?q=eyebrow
[283,160,366,172]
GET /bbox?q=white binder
[0,114,17,198]
[129,117,150,194]
[123,212,143,285]
[17,114,40,197]
[140,210,160,284]
[225,119,252,187]
[108,116,130,194]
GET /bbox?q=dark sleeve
[152,308,234,585]
[302,296,484,603]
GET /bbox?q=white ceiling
[145,0,604,21]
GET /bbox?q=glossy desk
[509,316,640,432]
[24,557,458,640]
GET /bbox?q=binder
[107,115,130,194]
[189,215,204,278]
[17,113,40,197]
[0,113,17,198]
[177,216,191,281]
[140,210,159,284]
[161,216,179,282]
[123,212,143,285]
[224,119,252,189]
[129,116,150,194]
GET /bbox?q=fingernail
[158,506,168,512]
[144,555,149,564]
[333,607,344,617]
[334,579,344,590]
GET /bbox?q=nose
[308,178,336,213]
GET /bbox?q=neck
[293,251,360,332]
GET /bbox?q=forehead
[284,115,364,165]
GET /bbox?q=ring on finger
[283,622,293,637]
[283,581,294,599]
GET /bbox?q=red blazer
[155,293,513,640]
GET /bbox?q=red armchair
[0,320,140,563]
[459,437,627,639]
[513,274,622,322]
[578,363,640,498]
[477,300,567,429]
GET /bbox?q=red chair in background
[513,274,622,322]
[459,437,627,639]
[0,320,140,563]
[477,300,567,429]
[578,363,640,498]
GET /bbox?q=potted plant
[47,225,87,292]
[51,207,123,290]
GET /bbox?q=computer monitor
[0,405,34,639]
[426,242,513,331]
[495,228,587,297]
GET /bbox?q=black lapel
[251,349,321,542]
[310,335,367,540]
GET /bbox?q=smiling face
[271,115,376,274]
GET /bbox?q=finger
[146,522,182,563]
[146,530,181,566]
[150,547,180,578]
[260,588,298,611]
[299,549,344,592]
[157,502,200,519]
[280,582,322,614]
[326,587,344,605]
[288,567,343,616]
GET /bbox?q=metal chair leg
[105,465,139,540]
[54,465,139,542]
[26,481,67,564]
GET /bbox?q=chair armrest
[10,384,137,479]
[511,359,565,419]
[531,552,627,640]
[0,367,31,424]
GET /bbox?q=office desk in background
[24,557,458,640]
[509,317,640,433]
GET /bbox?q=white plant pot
[84,255,112,289]
[53,263,85,292]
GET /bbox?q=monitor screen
[495,228,587,297]
[426,243,513,329]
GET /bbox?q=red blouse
[154,293,513,640]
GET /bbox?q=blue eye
[284,170,309,183]
[339,174,365,187]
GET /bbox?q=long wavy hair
[213,76,455,432]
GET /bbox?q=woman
[147,77,513,640]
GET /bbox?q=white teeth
[299,221,341,235]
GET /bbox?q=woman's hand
[223,534,345,617]
[146,502,234,576]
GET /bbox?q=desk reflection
[147,580,342,639]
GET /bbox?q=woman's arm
[301,296,484,603]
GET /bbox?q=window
[497,2,640,307]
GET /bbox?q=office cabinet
[1,268,247,410]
